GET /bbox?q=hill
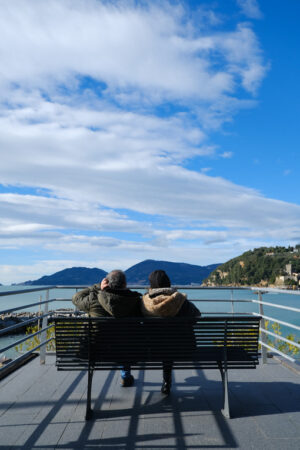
[204,245,300,287]
[19,260,220,286]
[24,267,107,286]
[125,260,220,285]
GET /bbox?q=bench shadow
[185,370,300,418]
[58,370,238,449]
[12,368,300,450]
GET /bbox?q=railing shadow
[2,367,300,449]
[55,369,238,449]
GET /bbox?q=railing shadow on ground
[3,365,298,450]
[60,369,238,450]
[1,368,239,449]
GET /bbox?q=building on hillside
[285,264,292,276]
[275,272,300,287]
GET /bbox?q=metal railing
[0,286,299,373]
[0,286,76,373]
[250,288,300,364]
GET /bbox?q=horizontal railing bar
[2,297,255,306]
[1,286,299,296]
[251,287,300,296]
[0,298,255,316]
[260,329,300,349]
[43,297,254,303]
[252,312,300,331]
[192,299,253,303]
[55,285,252,290]
[0,287,55,297]
[0,337,54,373]
[0,298,57,315]
[0,286,253,295]
[0,324,54,353]
[259,341,296,362]
[251,299,300,313]
[201,312,253,314]
[50,299,75,302]
[0,312,53,336]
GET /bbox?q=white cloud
[237,0,262,19]
[220,151,233,159]
[0,0,297,285]
[0,1,266,102]
[0,193,147,234]
[2,231,300,285]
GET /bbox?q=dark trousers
[120,365,131,379]
[163,363,172,383]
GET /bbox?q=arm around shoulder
[178,299,201,317]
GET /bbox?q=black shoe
[161,381,171,395]
[120,375,134,387]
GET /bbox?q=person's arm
[177,299,201,317]
[188,301,201,317]
[72,288,91,313]
[72,285,100,313]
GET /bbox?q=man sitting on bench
[72,270,142,386]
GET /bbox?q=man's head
[149,270,171,289]
[106,270,127,289]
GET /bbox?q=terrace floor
[0,355,299,449]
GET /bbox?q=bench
[54,315,261,420]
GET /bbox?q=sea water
[1,286,299,360]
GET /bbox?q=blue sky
[0,0,299,284]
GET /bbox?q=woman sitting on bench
[141,270,201,395]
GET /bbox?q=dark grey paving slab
[0,355,299,449]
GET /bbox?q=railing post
[40,289,49,365]
[38,295,42,330]
[258,291,268,364]
[231,289,234,314]
[75,288,79,315]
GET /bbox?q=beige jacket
[142,287,187,317]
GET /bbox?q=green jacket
[72,284,142,318]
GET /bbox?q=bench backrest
[54,316,261,371]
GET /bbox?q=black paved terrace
[0,355,299,449]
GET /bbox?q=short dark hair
[106,270,127,289]
[149,270,171,288]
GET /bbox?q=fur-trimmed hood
[142,287,186,317]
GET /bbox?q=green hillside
[203,245,300,287]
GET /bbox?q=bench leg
[221,367,230,419]
[86,368,94,420]
[218,362,231,419]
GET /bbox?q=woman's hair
[149,270,171,288]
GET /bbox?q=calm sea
[1,286,300,360]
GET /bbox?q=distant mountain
[23,267,107,286]
[18,260,220,286]
[125,260,220,285]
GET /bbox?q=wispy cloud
[220,151,233,159]
[237,0,263,19]
[0,0,297,284]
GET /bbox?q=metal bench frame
[54,315,261,420]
